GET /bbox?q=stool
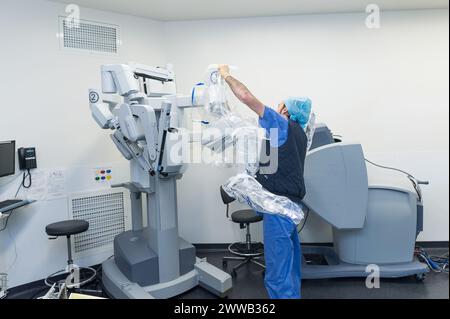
[45,220,96,289]
[220,187,265,278]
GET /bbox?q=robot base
[301,246,429,280]
[102,257,232,299]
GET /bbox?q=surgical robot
[300,124,429,280]
[89,63,232,299]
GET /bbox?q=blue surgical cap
[284,97,312,129]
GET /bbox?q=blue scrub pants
[262,213,302,299]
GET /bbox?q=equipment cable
[21,169,32,189]
[298,207,310,234]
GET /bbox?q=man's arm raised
[219,64,265,117]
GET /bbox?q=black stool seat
[231,210,263,224]
[46,220,89,237]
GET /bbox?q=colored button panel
[95,168,113,182]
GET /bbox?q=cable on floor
[414,247,449,274]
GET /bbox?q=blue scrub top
[259,107,289,148]
[258,108,302,299]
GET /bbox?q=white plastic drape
[222,173,305,224]
[196,66,316,224]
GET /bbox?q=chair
[220,186,265,277]
[45,220,96,289]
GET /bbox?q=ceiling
[50,0,449,21]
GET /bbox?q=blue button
[106,169,112,174]
[101,176,106,180]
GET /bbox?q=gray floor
[5,248,449,299]
[178,248,449,299]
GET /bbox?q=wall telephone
[18,147,37,189]
[18,147,37,170]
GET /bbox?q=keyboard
[0,199,22,210]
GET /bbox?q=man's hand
[218,64,231,80]
[218,64,265,117]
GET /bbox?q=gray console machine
[301,124,429,279]
[89,63,232,298]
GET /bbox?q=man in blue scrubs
[219,65,311,299]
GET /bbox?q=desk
[0,199,35,230]
[0,199,35,214]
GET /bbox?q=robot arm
[110,131,153,173]
[89,87,154,173]
[88,89,116,129]
[89,63,192,178]
[101,64,139,96]
[128,104,158,162]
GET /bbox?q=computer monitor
[0,140,15,178]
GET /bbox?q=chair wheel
[231,270,237,278]
[415,273,426,282]
[222,260,228,269]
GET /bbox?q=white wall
[0,2,448,288]
[164,10,449,243]
[0,0,166,288]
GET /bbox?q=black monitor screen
[0,140,15,177]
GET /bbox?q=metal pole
[246,224,251,251]
[66,236,73,265]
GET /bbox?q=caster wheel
[415,273,426,282]
[222,261,228,269]
[231,270,237,278]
